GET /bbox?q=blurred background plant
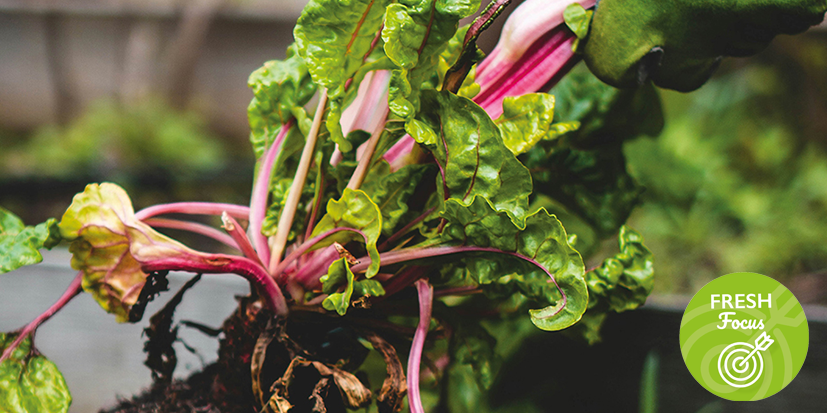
[624,33,827,303]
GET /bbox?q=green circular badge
[679,272,809,401]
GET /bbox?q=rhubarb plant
[3,0,823,411]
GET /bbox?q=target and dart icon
[717,331,775,388]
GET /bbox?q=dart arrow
[737,332,774,368]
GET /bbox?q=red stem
[273,227,369,284]
[350,245,568,319]
[141,255,288,316]
[1,272,83,363]
[221,212,265,267]
[144,217,239,250]
[407,279,433,413]
[135,202,250,221]
[250,120,294,265]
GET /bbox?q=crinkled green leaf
[574,226,654,343]
[563,2,592,51]
[310,188,382,278]
[361,161,433,236]
[294,0,391,151]
[495,93,557,155]
[587,226,654,312]
[58,183,213,322]
[321,258,385,316]
[248,48,316,158]
[549,64,664,147]
[294,0,390,94]
[321,258,356,315]
[530,145,643,237]
[0,333,71,413]
[353,279,385,297]
[0,208,60,274]
[440,196,587,331]
[415,90,532,216]
[383,0,481,119]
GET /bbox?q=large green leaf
[309,188,382,278]
[415,90,533,216]
[0,208,60,274]
[294,0,391,151]
[361,161,433,236]
[383,0,480,119]
[495,93,557,155]
[248,47,316,158]
[0,333,71,413]
[294,0,390,95]
[440,196,587,331]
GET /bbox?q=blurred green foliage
[0,98,226,179]
[625,34,827,294]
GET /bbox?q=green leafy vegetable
[321,258,357,315]
[247,48,316,158]
[294,0,391,150]
[587,226,653,312]
[440,196,587,331]
[361,161,433,236]
[0,333,71,413]
[310,188,382,278]
[0,208,60,274]
[383,0,481,119]
[320,258,386,316]
[575,226,654,343]
[495,93,557,155]
[416,90,533,216]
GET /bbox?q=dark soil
[98,288,410,413]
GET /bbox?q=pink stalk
[475,27,578,119]
[332,70,392,168]
[339,71,376,136]
[250,120,294,265]
[350,245,568,320]
[291,244,341,290]
[434,285,481,297]
[270,90,329,273]
[144,217,239,250]
[141,255,288,316]
[407,279,433,413]
[381,265,426,298]
[272,227,369,284]
[221,212,264,266]
[1,272,83,363]
[383,135,416,172]
[135,202,250,221]
[476,0,595,85]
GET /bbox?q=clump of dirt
[101,280,410,413]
